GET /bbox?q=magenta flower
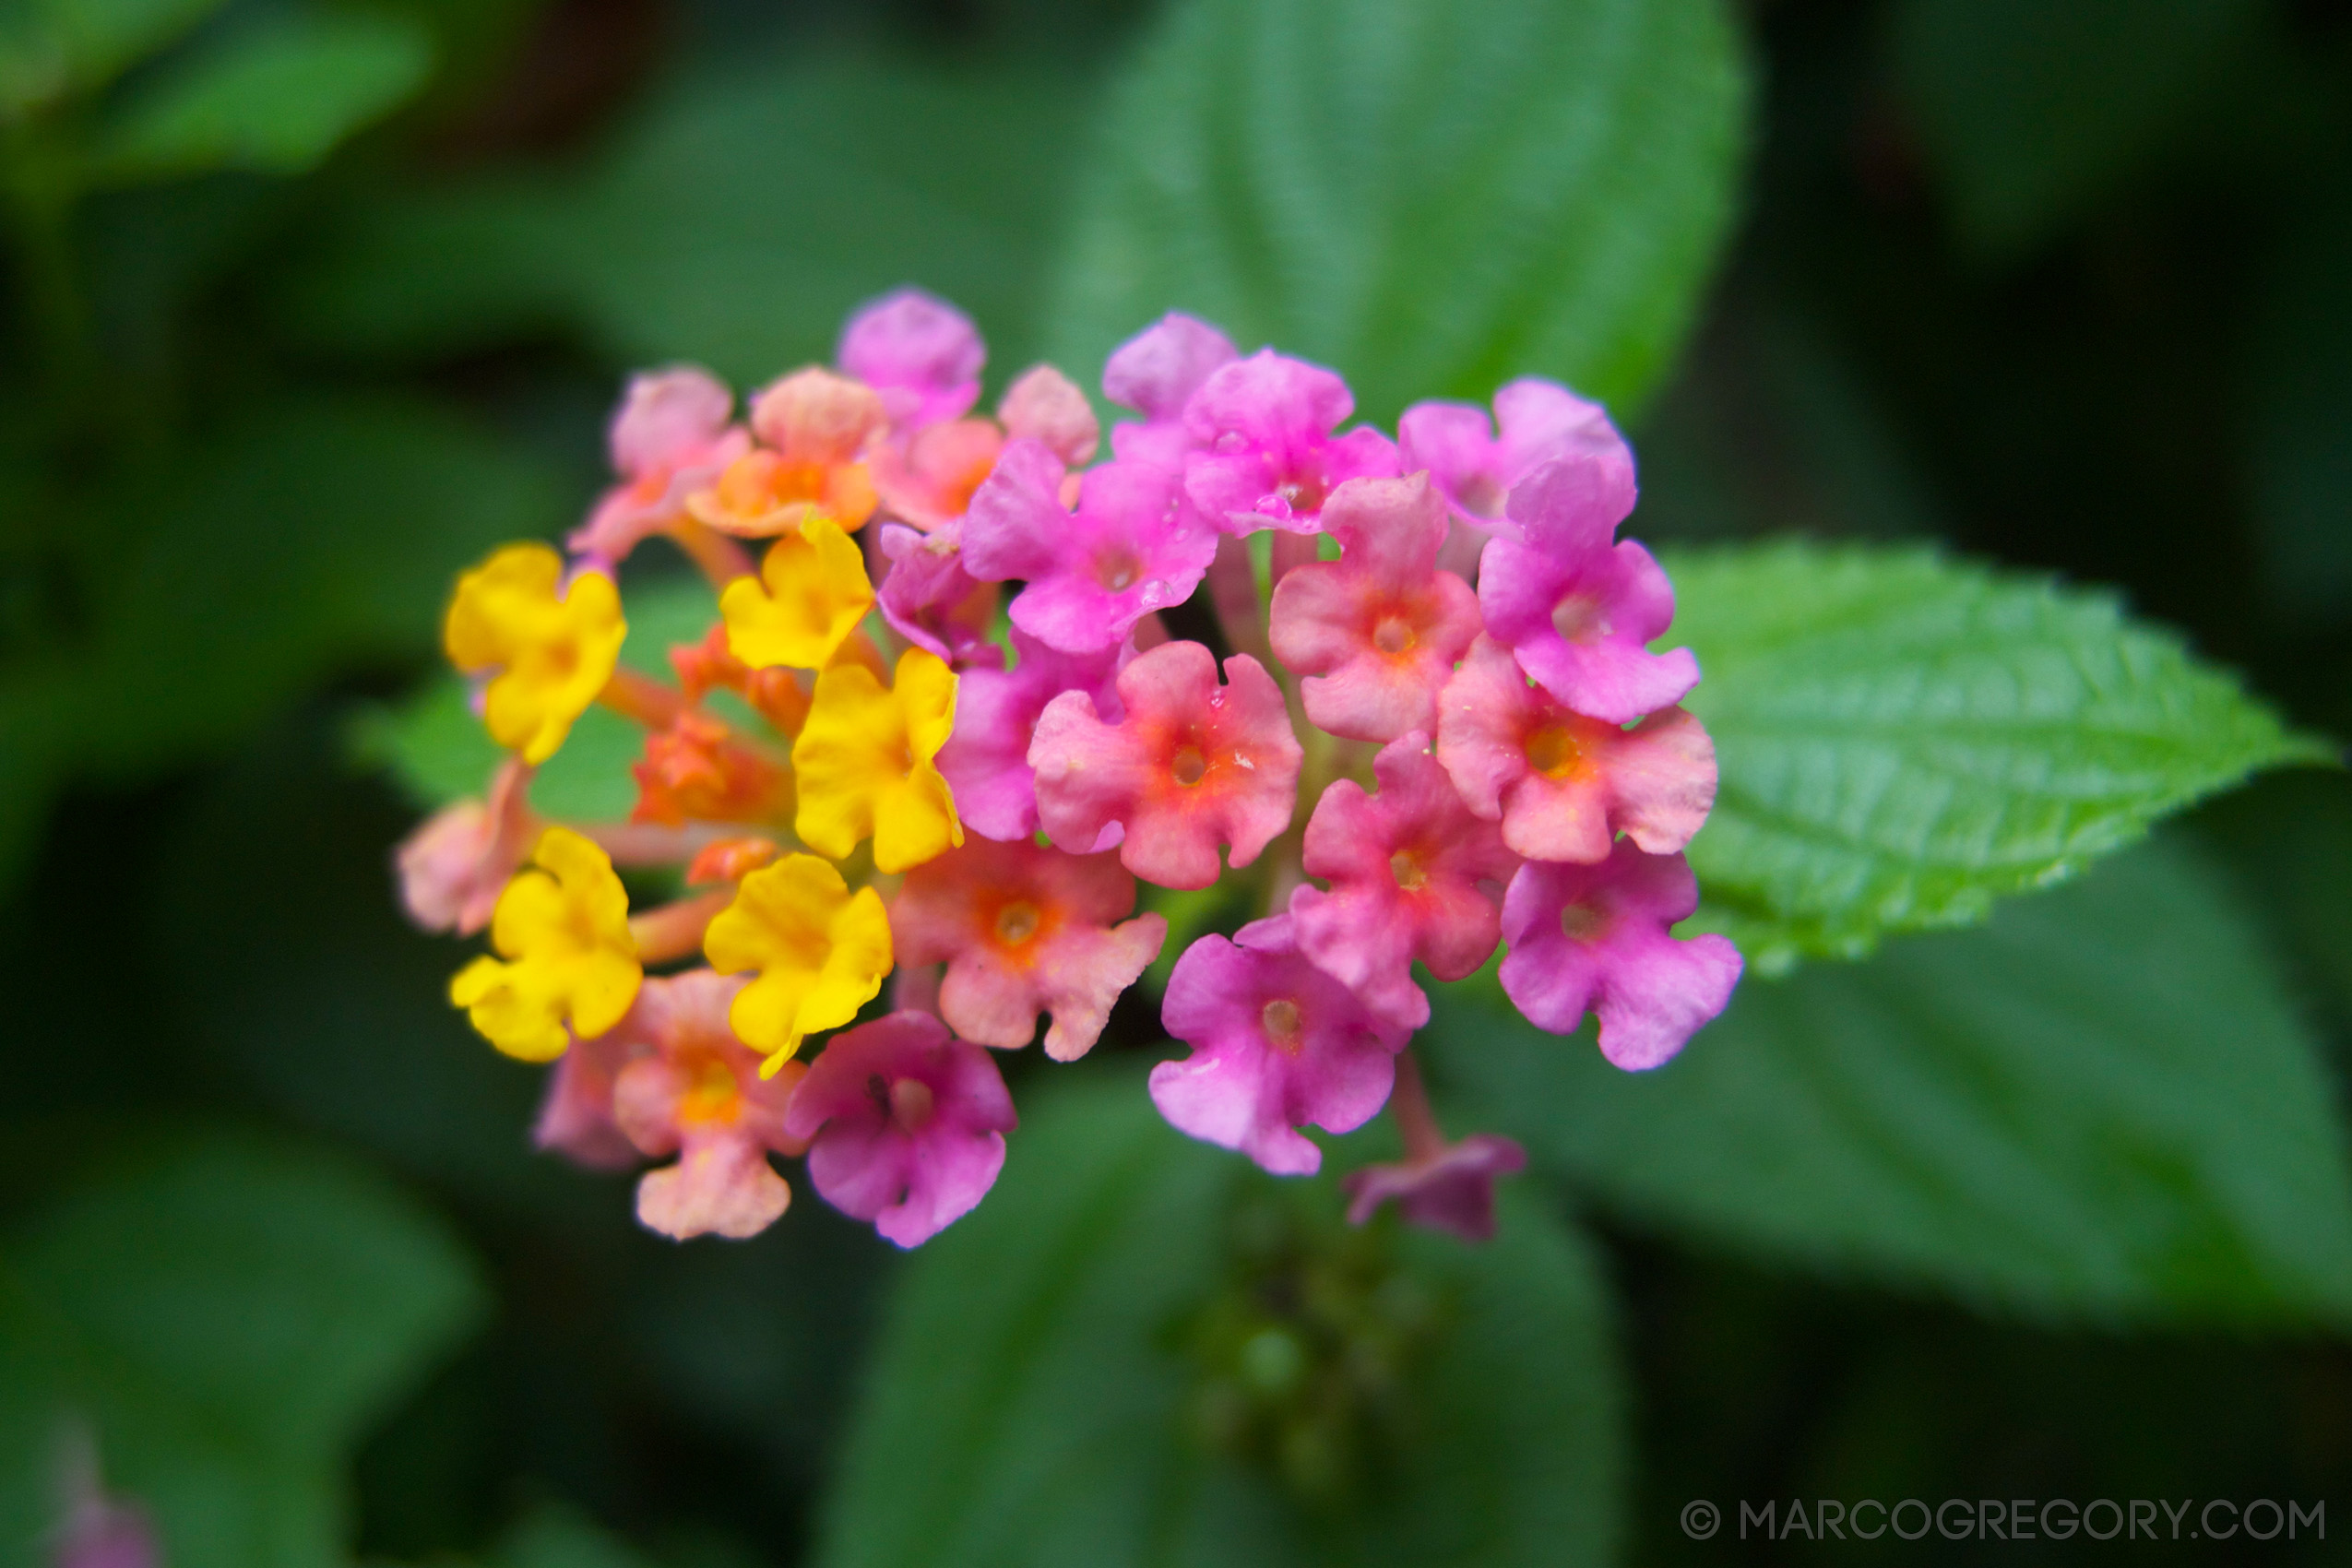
[1398,378,1629,571]
[1028,639,1302,890]
[567,366,751,565]
[1498,841,1743,1070]
[837,287,984,432]
[936,628,1127,843]
[891,837,1167,1060]
[1103,312,1238,468]
[1477,456,1699,723]
[875,520,1003,669]
[783,1010,1016,1247]
[608,970,810,1241]
[1181,349,1401,534]
[1437,635,1716,862]
[963,439,1218,653]
[1289,733,1519,1028]
[1265,472,1482,742]
[1151,916,1410,1175]
[1342,1133,1527,1241]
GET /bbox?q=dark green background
[6,0,2352,1562]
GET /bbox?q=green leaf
[1890,0,2265,255]
[350,572,726,819]
[0,1134,484,1568]
[285,51,1098,385]
[0,0,226,111]
[90,11,434,184]
[1424,837,2352,1325]
[0,395,565,896]
[1043,0,1747,423]
[1667,540,2333,968]
[814,1070,1621,1568]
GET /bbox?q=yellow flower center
[1261,997,1303,1050]
[1389,850,1429,891]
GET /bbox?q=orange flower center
[1372,614,1415,655]
[677,1049,743,1126]
[994,899,1042,946]
[1389,849,1429,892]
[1170,744,1208,787]
[1524,724,1583,778]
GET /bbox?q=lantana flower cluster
[398,290,1741,1249]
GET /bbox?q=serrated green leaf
[284,51,1096,384]
[1891,0,2263,255]
[90,11,434,183]
[1044,0,1747,423]
[351,572,726,818]
[1425,837,2352,1325]
[0,1134,484,1568]
[814,1070,1621,1568]
[1667,540,2333,968]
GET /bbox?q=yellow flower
[719,516,874,671]
[792,647,963,873]
[443,543,626,765]
[449,826,642,1062]
[703,852,893,1072]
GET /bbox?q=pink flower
[1342,1133,1526,1242]
[1498,841,1743,1071]
[1151,916,1409,1175]
[567,367,751,564]
[963,440,1218,653]
[531,1030,639,1170]
[1436,636,1716,862]
[936,629,1126,842]
[1182,350,1401,534]
[1398,378,1628,572]
[998,363,1100,467]
[869,365,1099,531]
[1103,312,1237,468]
[890,837,1167,1060]
[1289,734,1518,1028]
[1265,472,1481,742]
[837,287,984,432]
[875,520,1003,669]
[871,417,1004,531]
[396,758,535,935]
[1476,456,1698,723]
[1028,639,1302,890]
[783,1010,1016,1247]
[608,970,810,1241]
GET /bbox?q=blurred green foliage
[814,1075,1621,1568]
[3,0,2351,1562]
